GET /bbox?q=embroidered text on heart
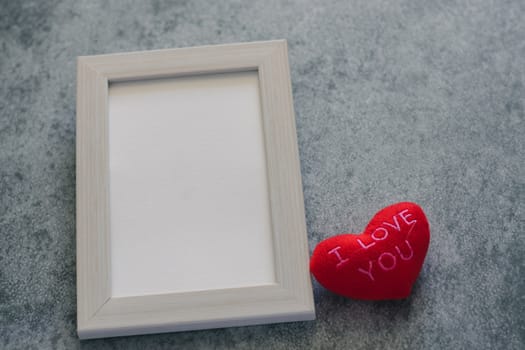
[327,209,418,282]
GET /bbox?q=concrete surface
[1,0,523,349]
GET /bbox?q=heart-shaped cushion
[310,202,430,300]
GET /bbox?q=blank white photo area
[108,71,275,298]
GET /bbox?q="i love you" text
[327,209,417,282]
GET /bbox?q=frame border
[76,40,315,339]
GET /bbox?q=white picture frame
[76,40,315,339]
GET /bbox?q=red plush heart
[310,202,430,300]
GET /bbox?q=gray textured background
[1,0,524,349]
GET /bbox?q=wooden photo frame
[76,40,315,339]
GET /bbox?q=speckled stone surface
[1,0,524,349]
